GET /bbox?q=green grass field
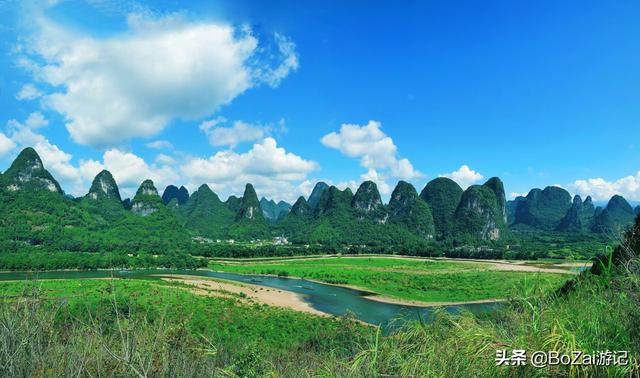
[209,257,573,303]
[0,279,366,352]
[0,253,637,376]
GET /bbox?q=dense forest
[0,147,636,269]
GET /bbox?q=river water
[0,269,500,330]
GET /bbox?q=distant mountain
[513,186,572,229]
[484,177,507,224]
[179,184,234,239]
[556,195,595,232]
[506,196,526,225]
[236,184,263,221]
[454,178,507,241]
[4,145,636,258]
[260,197,292,222]
[2,147,62,194]
[420,177,463,239]
[290,196,312,216]
[591,195,635,233]
[225,195,242,213]
[86,170,122,202]
[162,185,189,205]
[307,182,329,209]
[314,186,353,217]
[81,170,124,221]
[230,184,269,239]
[388,181,435,238]
[352,181,387,223]
[276,197,312,240]
[0,149,189,260]
[131,180,163,216]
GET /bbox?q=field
[209,256,575,303]
[0,278,368,376]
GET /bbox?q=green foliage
[0,279,368,376]
[1,147,63,193]
[454,183,506,240]
[178,184,235,239]
[388,181,435,238]
[260,197,291,222]
[210,257,571,303]
[161,184,189,205]
[351,181,386,222]
[513,186,572,229]
[591,195,635,233]
[420,177,463,239]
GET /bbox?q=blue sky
[0,0,639,203]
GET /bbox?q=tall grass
[340,238,640,377]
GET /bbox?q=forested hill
[0,147,637,267]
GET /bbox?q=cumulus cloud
[16,83,43,101]
[2,114,315,201]
[360,168,392,195]
[321,120,421,194]
[0,133,16,157]
[181,137,318,202]
[99,149,179,194]
[3,113,179,197]
[199,117,284,147]
[439,165,484,189]
[5,113,99,194]
[19,11,298,148]
[572,172,640,201]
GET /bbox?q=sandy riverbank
[154,274,328,317]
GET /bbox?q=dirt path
[155,275,327,317]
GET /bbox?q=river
[0,269,501,331]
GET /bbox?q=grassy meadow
[209,257,573,303]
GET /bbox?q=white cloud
[360,168,392,195]
[155,153,175,165]
[321,120,421,194]
[572,172,640,201]
[20,11,298,148]
[5,113,98,194]
[3,114,314,201]
[181,137,318,202]
[145,140,174,150]
[439,165,484,189]
[100,149,179,195]
[251,33,299,87]
[3,113,178,197]
[199,117,280,147]
[16,83,43,101]
[509,192,528,199]
[23,112,49,129]
[0,133,16,157]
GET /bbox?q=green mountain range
[507,186,635,234]
[0,147,637,267]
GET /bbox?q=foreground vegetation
[210,257,572,303]
[0,254,637,376]
[0,279,367,377]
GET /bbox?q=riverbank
[209,256,573,305]
[155,274,328,317]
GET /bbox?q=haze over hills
[0,147,637,267]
